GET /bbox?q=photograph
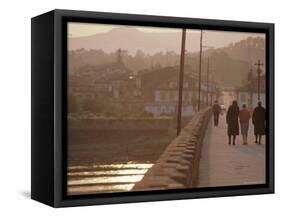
[66,22,266,195]
[0,0,278,213]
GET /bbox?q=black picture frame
[31,9,274,207]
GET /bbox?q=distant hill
[203,37,265,63]
[69,35,266,87]
[200,37,266,86]
[68,27,264,54]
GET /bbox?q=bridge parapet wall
[133,107,212,191]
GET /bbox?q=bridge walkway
[198,113,266,187]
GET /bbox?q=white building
[144,74,218,117]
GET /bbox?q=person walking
[239,104,251,145]
[226,100,240,145]
[212,100,221,126]
[252,101,266,144]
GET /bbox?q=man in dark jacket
[212,100,221,126]
[226,100,240,145]
[252,101,266,144]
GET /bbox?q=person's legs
[233,135,236,145]
[215,114,218,126]
[228,135,231,145]
[255,135,258,143]
[244,123,248,144]
[258,135,262,144]
[214,114,218,126]
[241,123,245,144]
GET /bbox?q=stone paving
[198,113,266,187]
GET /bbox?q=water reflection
[69,175,144,185]
[68,169,148,176]
[69,184,135,195]
[68,162,153,195]
[68,163,153,170]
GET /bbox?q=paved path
[198,113,266,187]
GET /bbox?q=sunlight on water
[68,163,154,170]
[69,175,144,185]
[68,169,148,176]
[68,162,153,195]
[69,184,135,195]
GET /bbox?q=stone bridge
[68,106,266,194]
[133,107,266,191]
[133,107,212,190]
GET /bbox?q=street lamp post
[254,59,264,101]
[211,74,216,105]
[207,57,209,107]
[198,30,203,111]
[177,29,186,136]
[248,67,253,110]
[198,30,214,110]
[206,56,215,107]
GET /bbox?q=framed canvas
[31,9,274,207]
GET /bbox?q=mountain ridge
[68,27,265,54]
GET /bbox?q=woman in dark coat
[252,101,266,144]
[226,100,240,145]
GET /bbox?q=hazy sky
[68,22,265,38]
[68,22,182,37]
[68,22,265,53]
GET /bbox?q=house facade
[144,73,218,117]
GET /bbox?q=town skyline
[68,34,266,87]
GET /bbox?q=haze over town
[67,22,267,195]
[68,23,265,87]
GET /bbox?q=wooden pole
[177,29,186,136]
[207,56,209,106]
[198,30,203,111]
[254,59,264,101]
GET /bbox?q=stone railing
[133,107,212,191]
